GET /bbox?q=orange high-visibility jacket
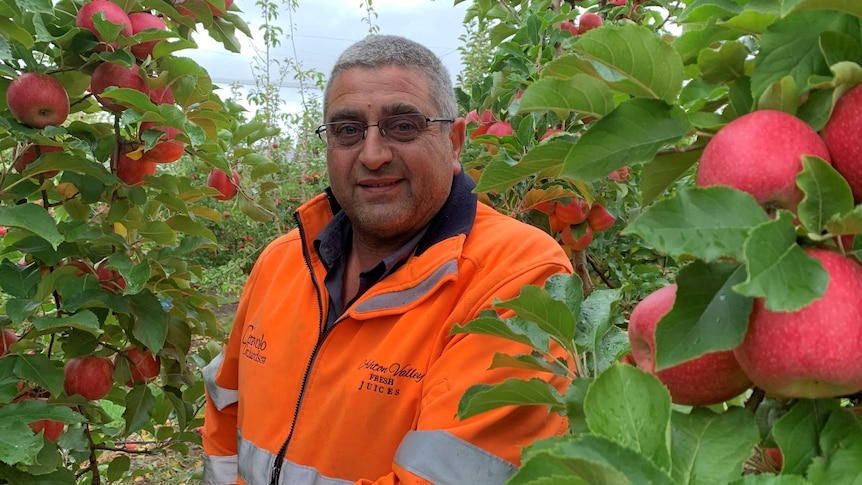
[203,172,574,485]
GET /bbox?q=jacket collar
[312,169,478,256]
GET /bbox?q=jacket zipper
[268,214,331,485]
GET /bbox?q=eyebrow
[326,103,422,123]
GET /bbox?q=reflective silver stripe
[203,454,238,485]
[203,351,239,411]
[394,430,518,485]
[355,260,458,313]
[236,431,351,485]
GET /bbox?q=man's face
[324,66,465,246]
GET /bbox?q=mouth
[359,178,402,188]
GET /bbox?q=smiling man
[202,35,573,485]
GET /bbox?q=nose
[357,124,392,170]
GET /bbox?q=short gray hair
[323,35,457,119]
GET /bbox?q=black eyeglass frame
[315,114,455,148]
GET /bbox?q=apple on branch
[89,61,149,112]
[116,147,156,186]
[696,110,831,215]
[75,0,133,52]
[733,248,862,399]
[1,327,18,355]
[63,355,115,401]
[822,83,862,202]
[123,347,161,385]
[628,284,753,406]
[13,144,63,177]
[207,168,240,201]
[6,73,70,128]
[128,12,167,61]
[139,121,185,163]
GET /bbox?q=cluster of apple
[3,328,160,442]
[560,12,602,37]
[5,0,238,193]
[625,87,862,406]
[532,197,616,252]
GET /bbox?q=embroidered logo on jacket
[356,359,426,396]
[241,323,267,364]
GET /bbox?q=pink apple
[129,12,167,60]
[89,61,149,112]
[561,224,593,251]
[1,328,18,355]
[539,128,563,142]
[733,248,862,398]
[822,84,862,202]
[6,73,70,128]
[75,0,132,51]
[123,347,161,385]
[148,83,175,105]
[63,356,115,401]
[139,121,184,164]
[13,145,63,177]
[555,198,589,225]
[207,169,240,201]
[587,203,616,232]
[560,20,578,36]
[696,110,831,215]
[628,284,753,406]
[578,13,602,33]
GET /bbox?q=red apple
[547,213,566,234]
[696,110,831,214]
[587,203,616,232]
[822,84,862,202]
[1,328,18,355]
[468,110,497,139]
[89,61,149,112]
[0,227,6,236]
[207,169,240,201]
[733,248,862,398]
[531,200,556,215]
[116,149,156,186]
[764,447,783,471]
[561,224,593,251]
[485,121,513,154]
[608,167,630,181]
[6,73,70,128]
[13,144,63,177]
[128,12,167,60]
[628,284,753,406]
[29,419,64,442]
[75,0,132,51]
[148,83,175,105]
[539,128,563,142]
[139,121,184,163]
[555,198,590,225]
[578,13,602,33]
[123,347,160,384]
[94,260,126,293]
[560,20,578,36]
[63,355,115,401]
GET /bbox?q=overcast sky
[187,0,471,116]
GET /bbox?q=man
[202,35,573,485]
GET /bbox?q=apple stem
[744,387,766,413]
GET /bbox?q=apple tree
[0,0,282,482]
[453,0,862,482]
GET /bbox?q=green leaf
[640,148,703,206]
[584,364,672,471]
[457,378,564,420]
[517,75,615,119]
[733,211,829,311]
[571,24,685,103]
[697,41,748,84]
[489,352,570,377]
[13,354,64,397]
[514,434,676,485]
[808,447,862,483]
[238,195,276,223]
[0,421,43,465]
[166,215,217,242]
[123,385,156,434]
[654,261,752,370]
[31,310,102,336]
[474,139,569,193]
[791,0,862,17]
[752,10,859,98]
[560,99,692,182]
[623,186,771,262]
[797,156,855,234]
[757,75,799,114]
[730,474,811,484]
[139,220,175,244]
[452,311,552,353]
[773,399,841,475]
[0,204,63,249]
[825,203,862,235]
[670,407,760,485]
[0,259,40,299]
[129,290,169,353]
[496,282,578,346]
[106,454,131,482]
[576,287,622,376]
[0,398,83,424]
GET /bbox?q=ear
[449,118,466,174]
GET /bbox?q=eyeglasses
[315,113,454,149]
